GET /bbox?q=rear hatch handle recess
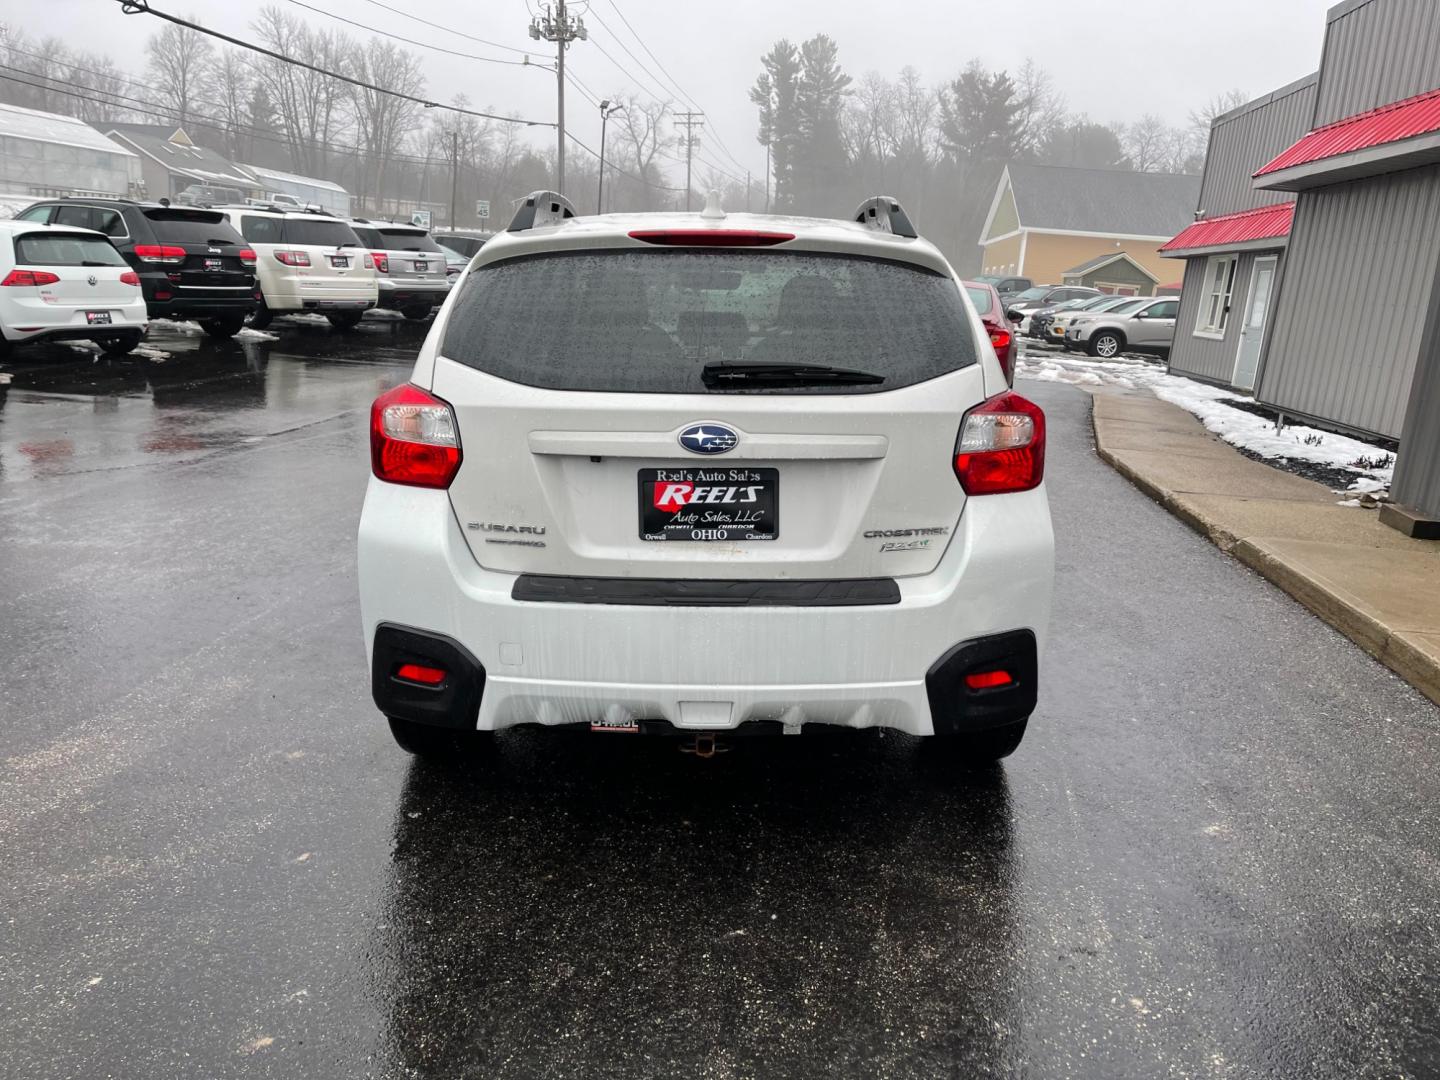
[701,361,886,388]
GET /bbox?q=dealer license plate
[413,261,429,272]
[85,311,111,325]
[639,467,778,542]
[331,255,349,268]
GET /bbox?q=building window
[1195,254,1238,337]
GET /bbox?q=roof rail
[508,190,577,232]
[853,196,917,239]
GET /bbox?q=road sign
[410,210,432,229]
[475,200,490,220]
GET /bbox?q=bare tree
[212,49,252,160]
[145,19,213,130]
[615,95,673,206]
[350,40,424,206]
[1014,58,1064,154]
[1123,113,1172,172]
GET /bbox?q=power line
[283,0,539,68]
[597,0,751,176]
[353,0,535,56]
[113,0,552,127]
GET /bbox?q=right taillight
[954,391,1045,495]
[370,383,461,489]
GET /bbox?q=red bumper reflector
[964,669,1014,690]
[396,663,446,686]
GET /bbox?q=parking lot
[3,318,1439,1079]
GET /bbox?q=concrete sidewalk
[1091,389,1440,707]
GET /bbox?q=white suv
[357,193,1054,763]
[216,206,376,329]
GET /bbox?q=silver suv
[1066,296,1179,358]
[350,220,451,321]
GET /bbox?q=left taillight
[370,383,461,489]
[120,271,140,286]
[1,270,60,286]
[954,391,1045,495]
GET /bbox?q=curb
[1091,396,1440,708]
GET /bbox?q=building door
[1232,256,1277,392]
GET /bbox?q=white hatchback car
[358,193,1054,763]
[0,220,147,355]
[216,206,376,330]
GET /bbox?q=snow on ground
[1018,350,1395,488]
[62,339,172,362]
[148,318,277,342]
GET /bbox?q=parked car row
[0,195,465,356]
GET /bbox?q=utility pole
[745,171,751,212]
[764,140,771,212]
[529,2,587,193]
[449,131,459,228]
[597,99,623,215]
[674,111,704,212]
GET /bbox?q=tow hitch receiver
[678,733,729,759]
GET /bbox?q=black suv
[15,198,258,338]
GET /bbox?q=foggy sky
[20,0,1330,180]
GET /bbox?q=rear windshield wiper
[701,361,885,387]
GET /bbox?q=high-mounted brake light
[238,248,257,266]
[274,250,311,267]
[1,269,60,287]
[119,270,141,286]
[370,383,462,489]
[954,391,1046,495]
[132,244,186,264]
[628,229,794,247]
[370,251,388,273]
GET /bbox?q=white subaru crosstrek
[358,193,1054,763]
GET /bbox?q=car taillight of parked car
[120,271,140,286]
[370,252,389,273]
[274,250,311,267]
[370,383,462,489]
[132,244,187,265]
[1,269,61,287]
[954,391,1046,495]
[238,249,257,267]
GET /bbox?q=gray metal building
[1162,0,1440,535]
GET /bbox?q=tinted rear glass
[54,204,127,237]
[963,285,994,315]
[283,219,361,247]
[378,228,441,253]
[352,226,384,248]
[15,233,126,266]
[144,209,244,245]
[442,249,977,394]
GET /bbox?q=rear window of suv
[144,209,245,246]
[442,249,977,394]
[283,218,362,247]
[377,228,441,253]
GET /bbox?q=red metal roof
[1159,202,1295,253]
[1256,85,1440,176]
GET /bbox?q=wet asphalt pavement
[1,319,1438,1079]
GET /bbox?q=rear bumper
[358,478,1053,736]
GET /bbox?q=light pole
[529,2,587,192]
[597,99,623,215]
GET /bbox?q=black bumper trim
[925,629,1038,735]
[371,623,485,729]
[511,574,901,607]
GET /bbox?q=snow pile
[62,339,172,362]
[1017,351,1396,485]
[147,318,278,342]
[235,327,279,341]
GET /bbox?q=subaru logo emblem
[678,423,738,455]
[86,275,97,286]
